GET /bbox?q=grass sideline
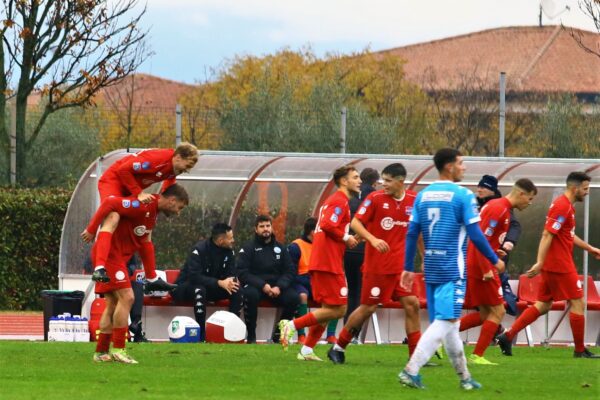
[0,341,598,399]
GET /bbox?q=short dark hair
[381,163,407,179]
[514,178,537,195]
[433,148,462,172]
[211,223,232,240]
[566,171,591,187]
[255,214,272,226]
[161,184,189,205]
[303,217,317,236]
[333,165,357,187]
[360,168,380,185]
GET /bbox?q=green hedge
[0,187,71,310]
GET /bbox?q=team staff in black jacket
[237,215,300,344]
[172,223,243,341]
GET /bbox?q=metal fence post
[340,106,347,154]
[175,104,182,147]
[499,72,506,157]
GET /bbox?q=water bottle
[48,317,59,341]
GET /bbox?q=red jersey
[309,190,351,274]
[543,194,576,274]
[87,196,158,267]
[355,189,416,275]
[99,149,177,196]
[466,197,512,279]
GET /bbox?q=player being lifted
[279,165,360,361]
[398,148,504,390]
[459,178,537,365]
[327,163,424,364]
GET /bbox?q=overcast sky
[133,0,598,83]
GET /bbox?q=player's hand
[219,278,239,294]
[496,248,507,258]
[502,241,514,252]
[262,283,272,295]
[345,235,359,249]
[526,262,542,278]
[588,246,600,260]
[270,286,281,298]
[482,270,494,281]
[494,258,505,274]
[137,192,155,204]
[370,238,390,253]
[400,271,414,291]
[80,230,94,243]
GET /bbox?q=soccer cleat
[297,352,323,361]
[92,352,113,362]
[496,332,513,356]
[278,320,295,351]
[468,354,498,365]
[111,349,138,364]
[398,370,425,389]
[460,378,483,390]
[327,346,345,364]
[434,344,444,359]
[297,334,306,345]
[92,267,110,283]
[573,348,600,358]
[143,277,177,292]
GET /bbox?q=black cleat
[574,348,600,358]
[92,268,110,283]
[496,333,513,356]
[327,346,346,364]
[144,277,177,292]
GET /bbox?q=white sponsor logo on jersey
[422,191,454,202]
[122,200,131,208]
[370,287,381,297]
[358,207,367,215]
[133,225,147,236]
[340,287,348,297]
[380,217,409,230]
[115,271,126,281]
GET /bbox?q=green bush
[0,187,71,310]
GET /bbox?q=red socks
[474,320,498,356]
[138,241,157,280]
[293,312,318,331]
[94,232,113,268]
[112,326,128,349]
[569,312,585,353]
[459,312,483,332]
[506,306,541,341]
[304,324,326,349]
[95,332,112,353]
[336,327,353,350]
[407,331,421,357]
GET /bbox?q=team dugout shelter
[59,150,600,344]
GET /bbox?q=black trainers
[496,332,513,356]
[327,346,345,364]
[574,348,600,358]
[92,267,110,283]
[132,332,150,343]
[144,277,177,292]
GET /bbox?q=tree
[0,0,149,184]
[568,1,600,58]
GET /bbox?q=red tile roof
[381,25,600,94]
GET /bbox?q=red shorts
[537,270,583,302]
[464,274,503,308]
[95,261,132,294]
[309,271,347,306]
[98,181,129,202]
[361,273,409,305]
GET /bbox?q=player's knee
[334,305,347,319]
[101,212,120,232]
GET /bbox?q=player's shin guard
[94,232,113,268]
[473,320,498,356]
[112,326,128,349]
[569,312,585,353]
[95,332,112,353]
[138,241,157,280]
[304,324,326,349]
[336,327,354,350]
[293,312,318,331]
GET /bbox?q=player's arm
[319,201,351,243]
[401,220,421,290]
[527,230,554,277]
[160,177,177,193]
[417,234,425,272]
[115,158,146,197]
[287,242,301,270]
[351,217,389,253]
[573,235,600,260]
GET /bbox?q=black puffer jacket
[236,234,295,290]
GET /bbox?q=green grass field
[0,341,598,400]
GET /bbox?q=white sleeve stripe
[468,216,481,225]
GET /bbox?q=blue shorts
[425,280,465,322]
[294,274,312,298]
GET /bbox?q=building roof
[381,25,600,94]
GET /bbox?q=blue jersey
[410,181,480,284]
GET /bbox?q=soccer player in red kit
[459,178,537,365]
[82,142,197,289]
[327,163,422,364]
[279,165,360,361]
[86,184,189,363]
[497,172,600,358]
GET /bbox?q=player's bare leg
[110,288,138,364]
[498,300,551,356]
[94,293,117,362]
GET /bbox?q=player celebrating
[82,143,198,290]
[86,184,189,363]
[496,172,600,358]
[459,178,537,365]
[279,165,360,361]
[327,163,423,364]
[398,148,504,390]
